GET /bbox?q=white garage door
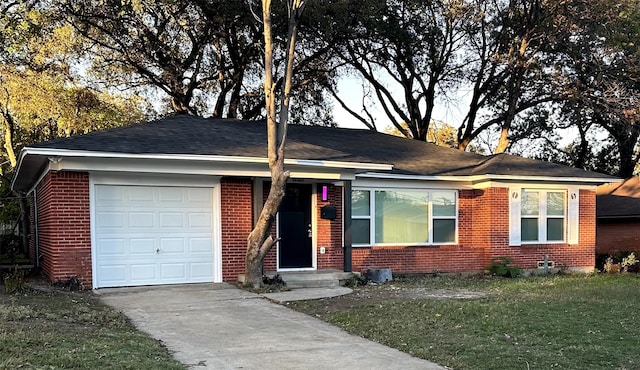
[94,185,216,288]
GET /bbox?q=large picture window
[351,189,457,246]
[521,190,566,243]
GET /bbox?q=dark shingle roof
[597,177,640,218]
[28,115,615,180]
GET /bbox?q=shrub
[621,253,638,273]
[262,273,287,288]
[486,257,522,278]
[602,252,638,274]
[3,266,26,294]
[342,274,368,287]
[53,276,83,291]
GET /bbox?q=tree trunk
[228,69,245,119]
[16,192,29,255]
[494,65,525,154]
[244,171,288,286]
[2,111,17,168]
[244,0,305,288]
[617,135,640,178]
[1,109,28,254]
[494,126,510,153]
[573,121,590,169]
[171,96,190,114]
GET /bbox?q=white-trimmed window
[520,189,566,243]
[351,189,457,246]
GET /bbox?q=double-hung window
[520,190,566,243]
[351,188,457,246]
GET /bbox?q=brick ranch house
[11,115,617,289]
[596,176,640,257]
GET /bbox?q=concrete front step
[267,270,356,289]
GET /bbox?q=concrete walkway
[97,283,445,370]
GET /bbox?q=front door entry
[278,183,313,269]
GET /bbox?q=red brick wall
[316,185,343,269]
[352,245,485,273]
[458,190,478,253]
[34,174,258,286]
[578,189,597,266]
[350,187,596,274]
[351,189,486,274]
[482,188,595,270]
[469,188,508,267]
[36,171,91,287]
[28,195,35,263]
[220,178,253,281]
[32,171,598,287]
[579,189,597,248]
[596,219,640,255]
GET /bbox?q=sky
[331,76,468,131]
[331,76,586,156]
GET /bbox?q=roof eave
[11,147,394,193]
[18,148,392,171]
[357,172,620,185]
[597,215,640,219]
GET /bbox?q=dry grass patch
[0,283,185,369]
[289,274,640,370]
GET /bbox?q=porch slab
[266,270,357,288]
[261,286,353,303]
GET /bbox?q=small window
[351,190,371,244]
[432,191,456,243]
[520,190,566,243]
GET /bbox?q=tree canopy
[1,1,146,171]
[2,0,640,177]
[327,0,640,177]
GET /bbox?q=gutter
[597,215,640,219]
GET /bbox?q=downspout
[32,189,39,268]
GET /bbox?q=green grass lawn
[0,284,185,369]
[289,274,640,370]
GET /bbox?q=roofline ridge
[469,152,505,175]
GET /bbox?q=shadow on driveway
[97,283,445,370]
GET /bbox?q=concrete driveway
[97,283,445,370]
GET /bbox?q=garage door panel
[161,263,187,279]
[96,186,125,203]
[159,212,185,228]
[188,188,212,203]
[130,212,155,228]
[160,238,186,253]
[94,184,217,288]
[130,238,156,255]
[98,265,127,284]
[188,213,212,228]
[130,264,157,281]
[190,262,214,278]
[97,238,126,255]
[158,188,185,202]
[128,187,154,202]
[97,212,125,228]
[189,238,213,253]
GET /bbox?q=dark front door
[278,183,313,269]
